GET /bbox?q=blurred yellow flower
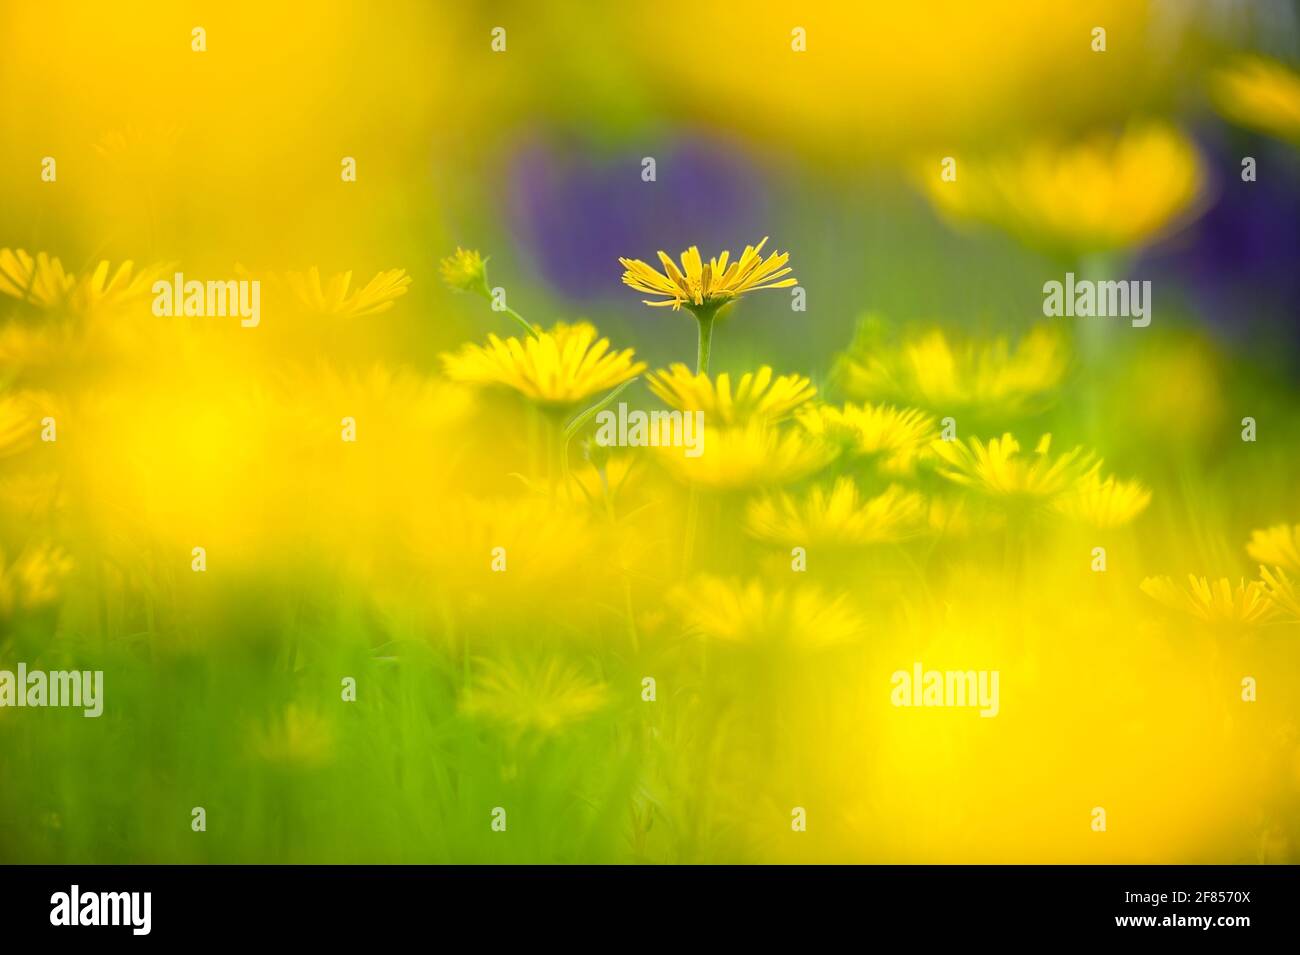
[1246,523,1300,572]
[0,390,53,458]
[918,124,1203,256]
[1210,56,1300,145]
[1053,472,1151,528]
[797,401,935,474]
[670,576,864,650]
[277,266,412,317]
[251,705,335,769]
[647,364,814,425]
[1140,575,1278,629]
[439,247,490,296]
[619,237,796,313]
[0,249,74,308]
[747,477,926,548]
[460,657,609,738]
[932,433,1095,500]
[441,322,644,411]
[836,322,1065,418]
[0,543,72,618]
[1259,566,1300,620]
[658,422,835,490]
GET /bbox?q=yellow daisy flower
[68,259,174,315]
[835,322,1065,419]
[1140,575,1278,629]
[0,390,53,458]
[619,236,796,313]
[647,364,815,425]
[276,266,412,317]
[657,421,835,490]
[1053,472,1152,528]
[460,657,609,738]
[439,247,490,296]
[441,322,644,411]
[1246,523,1300,572]
[747,477,927,548]
[669,576,865,650]
[918,123,1203,256]
[931,433,1096,500]
[0,249,167,315]
[796,401,935,474]
[1210,56,1300,145]
[1259,566,1300,620]
[0,249,74,308]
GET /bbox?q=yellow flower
[0,543,73,618]
[918,124,1203,256]
[796,401,935,474]
[657,421,835,490]
[1246,523,1300,572]
[1140,575,1278,629]
[251,705,334,768]
[441,321,644,411]
[0,390,53,458]
[278,266,412,317]
[1210,56,1300,145]
[1053,472,1151,528]
[747,477,926,548]
[1259,566,1300,620]
[932,433,1096,500]
[669,576,865,650]
[619,236,796,313]
[835,322,1065,418]
[460,657,609,738]
[647,364,815,425]
[0,249,167,315]
[439,247,490,296]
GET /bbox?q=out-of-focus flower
[797,402,935,474]
[439,247,491,297]
[932,433,1095,501]
[918,124,1203,256]
[460,657,609,738]
[1259,566,1300,620]
[747,477,926,548]
[835,321,1065,419]
[276,266,412,317]
[441,322,644,412]
[619,237,796,313]
[251,705,334,769]
[68,259,173,315]
[1210,56,1300,145]
[670,576,865,650]
[1140,575,1278,629]
[657,422,835,491]
[0,390,53,458]
[1247,523,1300,572]
[0,249,170,316]
[647,364,814,425]
[0,249,74,308]
[1053,472,1151,528]
[0,543,73,618]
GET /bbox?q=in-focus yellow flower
[278,266,412,317]
[1210,56,1300,145]
[0,249,168,315]
[932,433,1096,500]
[918,124,1203,256]
[669,576,865,650]
[619,237,796,313]
[439,247,490,296]
[797,401,935,474]
[1246,523,1300,572]
[647,364,815,425]
[1053,472,1151,528]
[657,422,835,490]
[835,322,1065,419]
[1259,566,1300,620]
[1140,575,1278,629]
[441,322,644,411]
[747,477,926,548]
[460,657,609,738]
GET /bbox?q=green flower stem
[500,303,539,339]
[695,314,716,376]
